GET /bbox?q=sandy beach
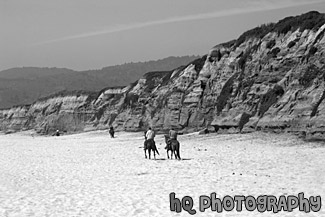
[0,130,324,216]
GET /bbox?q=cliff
[1,11,325,139]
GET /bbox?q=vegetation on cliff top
[235,11,325,47]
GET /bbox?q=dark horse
[164,135,181,160]
[144,136,159,159]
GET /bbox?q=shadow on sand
[153,158,192,161]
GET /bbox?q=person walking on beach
[109,126,115,138]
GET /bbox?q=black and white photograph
[1,0,325,216]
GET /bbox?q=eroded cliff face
[0,93,96,134]
[1,12,325,138]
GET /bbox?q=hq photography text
[169,192,321,215]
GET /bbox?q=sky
[1,0,325,71]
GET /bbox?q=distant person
[109,126,115,138]
[55,130,60,136]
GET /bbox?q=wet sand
[0,131,324,216]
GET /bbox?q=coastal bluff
[1,11,325,139]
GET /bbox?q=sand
[0,130,324,216]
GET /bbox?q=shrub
[299,64,321,87]
[258,85,284,117]
[238,112,251,132]
[266,39,276,49]
[216,75,236,114]
[143,71,172,92]
[123,93,139,108]
[309,46,318,55]
[235,23,274,47]
[268,47,281,58]
[237,49,252,70]
[219,39,236,48]
[287,41,296,48]
[275,11,325,34]
[191,55,207,72]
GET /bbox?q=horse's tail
[150,140,159,155]
[154,144,160,155]
[175,141,181,159]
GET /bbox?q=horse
[164,135,181,160]
[144,136,159,159]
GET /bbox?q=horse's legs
[153,149,156,159]
[167,150,170,159]
[144,149,147,159]
[173,150,177,160]
[148,149,151,159]
[177,149,181,160]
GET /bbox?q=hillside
[1,11,325,140]
[0,56,199,108]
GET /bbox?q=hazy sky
[1,0,325,71]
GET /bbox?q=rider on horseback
[164,128,181,159]
[144,127,159,159]
[145,127,155,142]
[166,128,177,149]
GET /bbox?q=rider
[166,128,177,149]
[144,127,155,148]
[145,127,155,142]
[169,128,177,140]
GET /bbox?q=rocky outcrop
[0,91,97,134]
[1,11,325,139]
